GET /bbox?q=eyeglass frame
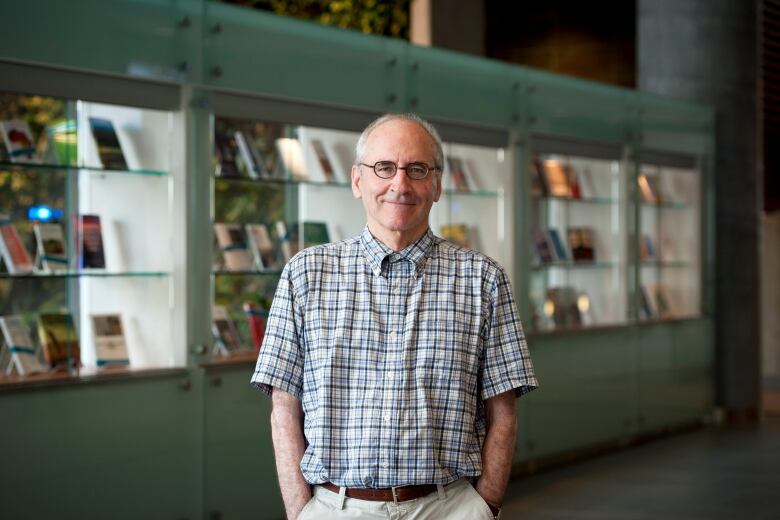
[359,160,442,180]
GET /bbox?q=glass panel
[0,92,177,383]
[638,163,701,321]
[529,153,628,331]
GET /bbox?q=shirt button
[384,413,391,422]
[393,287,401,295]
[389,331,398,342]
[386,372,393,380]
[382,461,389,468]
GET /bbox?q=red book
[0,215,33,273]
[243,302,267,354]
[73,214,106,269]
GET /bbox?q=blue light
[28,205,62,222]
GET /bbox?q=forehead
[363,119,436,161]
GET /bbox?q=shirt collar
[359,226,435,277]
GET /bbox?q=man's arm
[270,388,311,520]
[475,389,517,511]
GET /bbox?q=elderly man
[251,113,537,519]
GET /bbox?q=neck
[368,224,428,252]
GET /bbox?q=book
[47,119,78,166]
[567,227,595,262]
[0,214,34,274]
[211,305,243,355]
[532,230,555,265]
[303,221,331,248]
[74,214,106,269]
[275,221,296,262]
[214,128,240,178]
[33,222,68,272]
[547,229,569,262]
[275,138,307,181]
[638,173,662,203]
[234,130,264,180]
[37,313,80,369]
[543,159,573,198]
[639,235,657,261]
[446,156,470,192]
[576,167,598,199]
[243,302,267,354]
[310,139,337,183]
[530,158,550,197]
[441,223,471,249]
[88,117,128,170]
[0,119,39,163]
[91,314,129,366]
[639,284,659,320]
[214,223,253,271]
[0,316,45,375]
[245,223,279,270]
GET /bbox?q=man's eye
[375,163,395,174]
[408,164,427,176]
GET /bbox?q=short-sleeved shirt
[251,227,537,488]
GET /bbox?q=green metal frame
[0,1,715,519]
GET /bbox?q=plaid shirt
[251,227,537,488]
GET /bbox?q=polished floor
[502,415,780,520]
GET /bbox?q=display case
[528,140,628,331]
[209,111,511,360]
[637,158,702,321]
[0,91,180,381]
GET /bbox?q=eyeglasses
[360,161,440,180]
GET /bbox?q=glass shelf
[640,200,691,210]
[531,261,617,271]
[0,161,168,177]
[212,269,283,277]
[532,195,616,205]
[0,270,170,279]
[441,188,500,198]
[641,261,692,268]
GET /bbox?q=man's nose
[389,168,413,191]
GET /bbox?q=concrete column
[638,0,761,420]
[410,0,485,56]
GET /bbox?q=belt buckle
[391,485,400,504]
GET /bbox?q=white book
[576,167,598,199]
[91,314,129,366]
[275,221,298,262]
[0,214,34,274]
[33,222,68,272]
[0,119,40,164]
[0,316,45,375]
[276,138,308,181]
[310,139,339,183]
[234,131,261,180]
[214,223,254,271]
[245,223,279,270]
[211,305,243,356]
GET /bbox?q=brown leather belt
[321,481,438,502]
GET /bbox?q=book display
[0,91,178,381]
[529,152,627,331]
[638,162,701,320]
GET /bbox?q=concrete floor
[502,416,780,520]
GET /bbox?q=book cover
[543,160,573,198]
[533,230,555,265]
[214,223,254,271]
[0,316,45,375]
[245,223,279,270]
[303,221,331,248]
[530,158,550,197]
[440,223,471,249]
[234,130,263,180]
[211,305,243,355]
[640,235,657,261]
[547,229,569,262]
[91,314,129,366]
[0,119,39,163]
[275,138,308,181]
[243,302,267,354]
[0,214,34,274]
[576,167,598,199]
[47,119,78,166]
[310,139,337,183]
[567,227,595,262]
[638,173,662,203]
[33,222,68,272]
[446,156,470,192]
[37,313,80,369]
[275,221,297,262]
[88,117,128,170]
[74,214,106,269]
[214,128,240,178]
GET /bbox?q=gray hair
[354,113,444,170]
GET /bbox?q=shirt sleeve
[480,266,538,400]
[250,261,305,399]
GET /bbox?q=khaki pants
[297,478,497,520]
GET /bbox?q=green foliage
[225,0,410,39]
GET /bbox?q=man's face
[351,119,442,244]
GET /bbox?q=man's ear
[433,172,443,202]
[351,164,362,199]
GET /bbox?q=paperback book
[530,158,550,197]
[234,130,265,180]
[547,229,569,262]
[567,227,596,262]
[214,223,254,271]
[639,235,657,261]
[0,119,39,163]
[88,117,128,170]
[303,221,331,248]
[532,229,555,265]
[37,313,80,369]
[446,156,471,192]
[212,305,244,355]
[243,302,268,354]
[310,139,338,183]
[33,222,68,272]
[638,173,662,204]
[0,214,34,274]
[542,159,573,198]
[0,316,45,375]
[91,314,129,366]
[440,223,472,249]
[73,214,106,269]
[275,138,308,181]
[245,223,280,270]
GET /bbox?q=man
[251,113,537,519]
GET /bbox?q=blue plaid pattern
[251,227,537,488]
